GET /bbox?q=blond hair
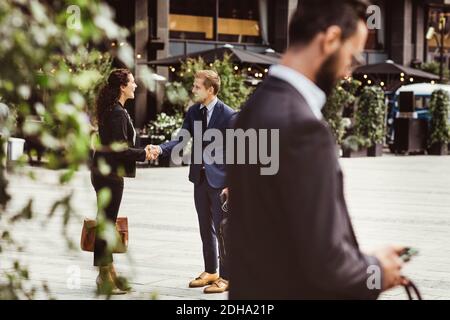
[195,70,221,95]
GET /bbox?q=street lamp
[426,13,447,82]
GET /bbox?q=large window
[169,0,215,40]
[169,0,264,43]
[217,0,262,43]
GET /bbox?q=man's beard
[316,51,341,96]
[193,93,206,104]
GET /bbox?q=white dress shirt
[268,64,326,120]
[156,96,218,155]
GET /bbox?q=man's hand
[369,245,408,291]
[145,144,160,160]
[220,188,229,203]
[145,146,152,160]
[220,187,229,212]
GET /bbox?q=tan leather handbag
[80,217,128,253]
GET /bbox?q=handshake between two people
[144,145,161,161]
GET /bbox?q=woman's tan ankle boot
[109,264,131,291]
[96,266,126,295]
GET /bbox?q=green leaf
[97,187,112,211]
[59,168,76,184]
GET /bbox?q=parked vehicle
[386,83,450,151]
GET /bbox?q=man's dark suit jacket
[92,103,146,178]
[228,76,382,300]
[160,99,236,189]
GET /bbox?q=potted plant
[0,102,13,165]
[342,135,370,158]
[323,85,351,147]
[174,54,253,111]
[323,79,360,148]
[420,61,450,83]
[0,101,28,164]
[353,86,387,157]
[147,112,185,167]
[428,89,450,155]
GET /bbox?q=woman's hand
[145,145,160,160]
[145,147,152,160]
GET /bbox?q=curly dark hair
[95,68,131,125]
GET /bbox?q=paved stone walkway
[2,155,450,300]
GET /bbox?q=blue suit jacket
[160,99,236,189]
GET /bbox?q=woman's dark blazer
[92,102,146,178]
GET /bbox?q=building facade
[107,0,450,129]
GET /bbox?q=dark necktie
[201,107,208,166]
[201,106,208,133]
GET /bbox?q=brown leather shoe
[203,278,229,294]
[189,272,219,288]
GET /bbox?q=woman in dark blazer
[91,69,150,294]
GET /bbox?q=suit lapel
[337,166,360,247]
[208,100,223,129]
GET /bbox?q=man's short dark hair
[288,0,370,47]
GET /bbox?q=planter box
[335,144,343,158]
[342,147,368,158]
[393,118,428,154]
[428,142,448,155]
[368,143,383,157]
[7,137,25,161]
[157,156,171,167]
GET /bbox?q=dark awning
[352,60,439,92]
[147,46,280,67]
[353,61,439,80]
